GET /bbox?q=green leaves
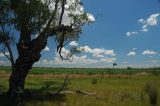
[0,0,94,60]
[0,0,15,46]
[12,0,50,33]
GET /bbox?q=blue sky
[0,0,160,68]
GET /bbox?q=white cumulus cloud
[126,13,160,36]
[41,0,95,26]
[150,60,160,63]
[0,52,9,57]
[142,50,157,55]
[86,13,95,22]
[39,45,117,67]
[138,13,160,32]
[100,57,116,63]
[69,41,78,46]
[54,54,98,65]
[127,51,136,56]
[42,59,54,64]
[132,48,137,50]
[93,54,104,58]
[43,46,50,51]
[80,46,116,57]
[126,31,138,37]
[146,14,160,26]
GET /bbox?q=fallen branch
[76,89,96,96]
[49,90,74,95]
[48,74,70,95]
[96,96,108,100]
[76,89,108,100]
[47,75,108,100]
[60,90,74,94]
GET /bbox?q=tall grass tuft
[91,78,98,84]
[144,83,158,106]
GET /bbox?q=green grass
[0,66,160,75]
[0,67,160,106]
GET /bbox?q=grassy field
[0,66,160,74]
[0,67,160,106]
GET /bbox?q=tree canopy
[0,0,95,97]
[0,0,95,62]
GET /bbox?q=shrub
[127,67,132,69]
[151,70,160,76]
[88,72,93,75]
[92,78,98,84]
[144,83,158,106]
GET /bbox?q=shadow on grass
[0,81,67,106]
[0,84,6,92]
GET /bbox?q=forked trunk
[8,57,34,97]
[8,23,48,97]
[7,36,46,97]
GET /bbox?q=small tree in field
[113,63,117,69]
[0,0,94,97]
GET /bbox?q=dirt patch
[134,72,150,76]
[26,74,134,79]
[0,71,10,78]
[0,72,151,79]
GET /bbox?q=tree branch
[10,0,19,10]
[56,0,66,53]
[0,47,11,61]
[48,74,70,95]
[0,19,15,67]
[0,43,15,67]
[59,0,66,26]
[40,0,59,36]
[5,43,15,67]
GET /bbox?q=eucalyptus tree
[0,0,94,97]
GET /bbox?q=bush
[127,67,132,69]
[88,72,93,75]
[151,70,160,76]
[144,83,158,106]
[92,78,98,84]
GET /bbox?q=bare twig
[48,74,70,95]
[59,0,66,26]
[0,44,15,67]
[0,47,11,61]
